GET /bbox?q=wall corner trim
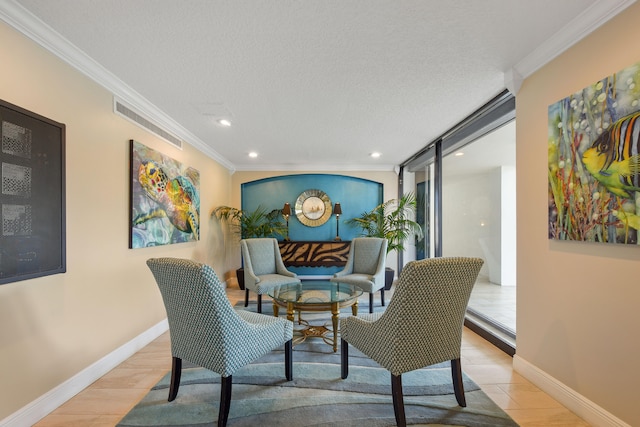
[513,355,632,427]
[0,319,169,427]
[512,0,637,80]
[504,68,523,95]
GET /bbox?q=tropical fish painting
[130,140,200,248]
[548,61,640,244]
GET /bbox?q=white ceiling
[1,0,634,172]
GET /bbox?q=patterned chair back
[376,257,483,374]
[242,238,279,275]
[351,237,386,274]
[146,257,246,374]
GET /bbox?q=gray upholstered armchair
[241,238,301,313]
[330,237,388,313]
[340,257,484,427]
[146,257,293,427]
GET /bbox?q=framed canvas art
[129,140,200,248]
[548,61,640,244]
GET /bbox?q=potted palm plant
[346,192,423,290]
[213,205,287,289]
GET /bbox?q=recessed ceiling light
[248,151,258,158]
[217,119,231,127]
[454,151,464,157]
[370,152,381,158]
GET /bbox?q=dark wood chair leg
[369,293,374,313]
[341,338,349,379]
[380,288,385,306]
[218,375,232,427]
[257,294,262,313]
[285,339,293,381]
[451,358,466,407]
[391,374,406,427]
[244,289,249,307]
[168,357,182,401]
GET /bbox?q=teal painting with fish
[548,61,640,244]
[581,111,640,198]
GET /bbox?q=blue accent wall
[241,174,383,275]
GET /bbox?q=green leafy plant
[213,205,287,239]
[346,192,424,254]
[213,205,287,290]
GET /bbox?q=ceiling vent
[114,98,183,149]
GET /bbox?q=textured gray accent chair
[330,237,388,313]
[340,257,484,427]
[241,237,301,313]
[146,257,294,427]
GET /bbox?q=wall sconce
[282,202,291,241]
[334,202,342,241]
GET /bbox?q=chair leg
[369,293,374,313]
[391,374,406,427]
[451,358,466,407]
[218,375,232,427]
[341,338,349,379]
[168,357,182,401]
[380,288,385,306]
[244,289,249,307]
[285,339,293,381]
[257,294,262,313]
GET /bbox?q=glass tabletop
[268,281,362,305]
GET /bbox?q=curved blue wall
[241,174,383,275]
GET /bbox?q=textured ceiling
[3,0,633,171]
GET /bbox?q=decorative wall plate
[295,189,332,227]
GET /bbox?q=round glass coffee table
[268,281,362,352]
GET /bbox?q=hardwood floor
[33,287,590,427]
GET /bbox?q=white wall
[442,170,499,282]
[515,3,640,425]
[501,165,516,286]
[440,122,516,285]
[406,165,510,284]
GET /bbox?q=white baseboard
[513,355,631,427]
[0,319,169,427]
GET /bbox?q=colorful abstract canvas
[130,140,200,248]
[548,61,640,244]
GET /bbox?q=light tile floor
[33,287,590,427]
[468,278,516,334]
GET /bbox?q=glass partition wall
[399,91,516,351]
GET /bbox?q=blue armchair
[241,238,301,313]
[330,237,387,313]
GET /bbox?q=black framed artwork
[0,99,66,285]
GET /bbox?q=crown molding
[232,163,398,173]
[4,0,634,169]
[509,0,636,84]
[0,0,236,172]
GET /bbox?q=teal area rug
[118,302,518,426]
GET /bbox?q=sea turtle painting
[130,141,200,248]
